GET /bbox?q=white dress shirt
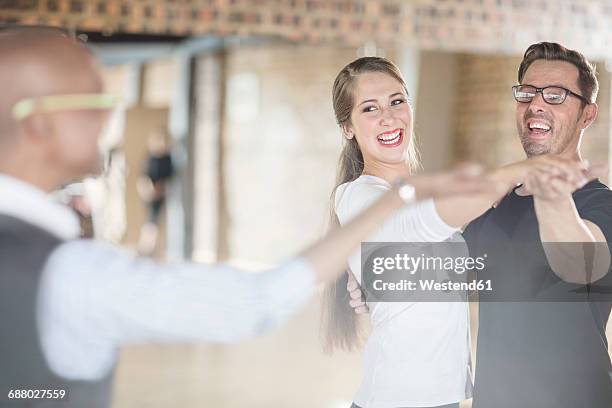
[0,174,315,381]
[336,175,473,408]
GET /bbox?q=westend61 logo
[361,241,492,302]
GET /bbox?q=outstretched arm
[434,155,590,228]
[301,165,498,283]
[39,166,499,380]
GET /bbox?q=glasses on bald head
[0,24,85,41]
[512,84,590,105]
[12,94,121,120]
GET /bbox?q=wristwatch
[395,177,416,204]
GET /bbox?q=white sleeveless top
[335,175,473,408]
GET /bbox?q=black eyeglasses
[512,84,590,105]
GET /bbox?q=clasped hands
[521,155,607,201]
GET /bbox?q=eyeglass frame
[512,84,591,106]
[12,93,121,120]
[0,24,83,41]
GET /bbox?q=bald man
[0,28,500,407]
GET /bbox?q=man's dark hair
[518,42,599,104]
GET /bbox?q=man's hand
[525,167,582,201]
[347,273,369,315]
[524,160,606,201]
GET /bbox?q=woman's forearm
[434,163,524,228]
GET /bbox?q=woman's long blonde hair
[321,56,420,353]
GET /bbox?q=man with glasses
[464,42,612,408]
[348,42,612,407]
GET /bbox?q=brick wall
[454,53,525,167]
[4,0,612,58]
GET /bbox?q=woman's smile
[376,128,403,147]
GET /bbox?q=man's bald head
[0,28,102,138]
[0,28,110,190]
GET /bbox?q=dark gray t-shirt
[464,180,612,408]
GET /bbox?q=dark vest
[0,215,114,407]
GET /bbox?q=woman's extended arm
[434,155,588,228]
[301,165,499,283]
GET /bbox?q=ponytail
[321,138,365,353]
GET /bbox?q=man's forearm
[535,196,610,283]
[535,196,596,243]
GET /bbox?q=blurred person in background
[0,27,499,408]
[137,128,174,256]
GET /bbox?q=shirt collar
[0,174,80,240]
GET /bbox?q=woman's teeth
[378,130,401,145]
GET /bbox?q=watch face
[398,183,416,203]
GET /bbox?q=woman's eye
[391,98,405,106]
[362,105,377,113]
